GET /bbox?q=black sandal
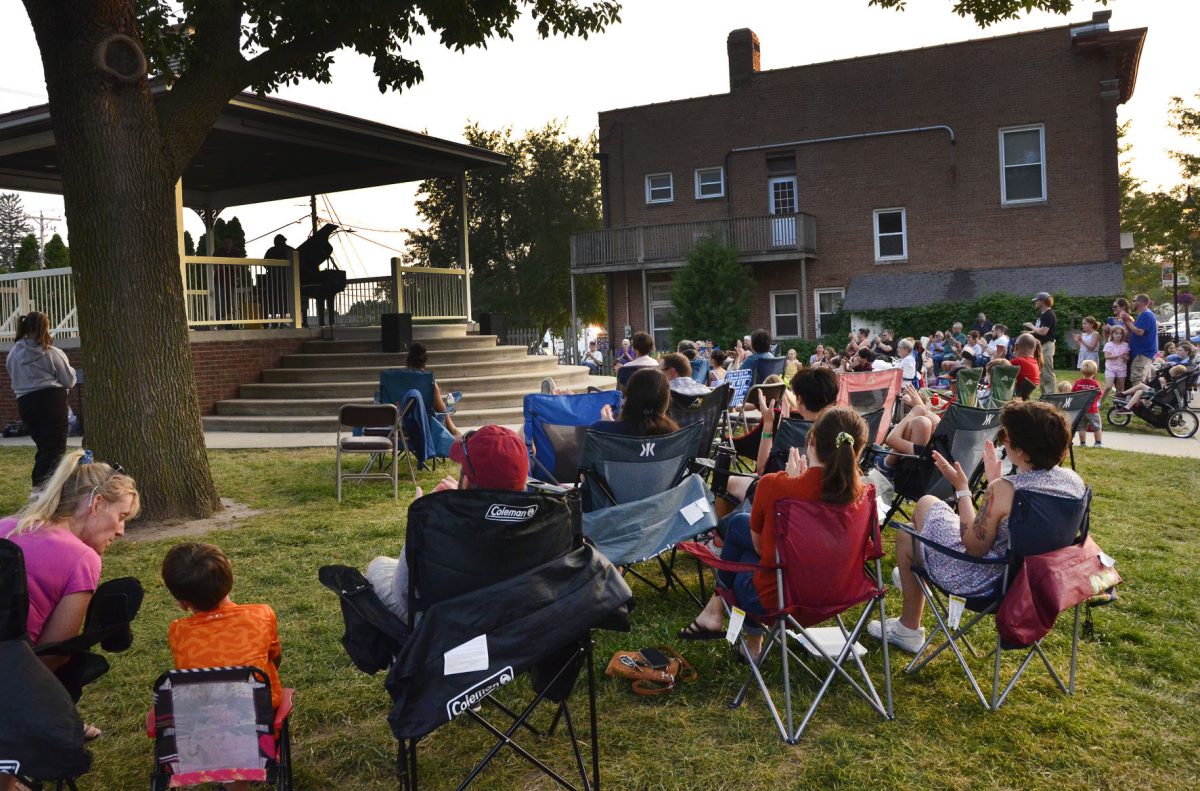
[677,619,725,641]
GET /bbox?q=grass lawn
[2,445,1198,790]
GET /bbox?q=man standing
[261,234,294,324]
[1121,293,1158,386]
[1024,292,1058,396]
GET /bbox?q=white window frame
[770,289,801,339]
[648,284,673,351]
[813,287,846,338]
[694,167,725,199]
[999,124,1047,205]
[873,207,907,262]
[645,172,674,204]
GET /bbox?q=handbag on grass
[997,535,1123,648]
[605,646,697,696]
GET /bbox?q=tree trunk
[25,1,221,520]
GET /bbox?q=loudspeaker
[478,312,507,345]
[381,313,413,354]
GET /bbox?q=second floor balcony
[570,213,816,274]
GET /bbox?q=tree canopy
[43,233,70,269]
[0,193,31,272]
[669,236,753,347]
[869,0,1110,26]
[14,234,41,272]
[406,121,605,334]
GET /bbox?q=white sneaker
[891,566,903,592]
[867,617,927,654]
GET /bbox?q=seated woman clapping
[868,400,1085,653]
[591,368,679,437]
[677,407,868,661]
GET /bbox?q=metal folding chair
[678,487,893,743]
[898,487,1093,710]
[336,404,401,501]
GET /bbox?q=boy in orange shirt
[162,541,283,710]
[1071,359,1104,447]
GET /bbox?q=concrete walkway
[2,426,1196,457]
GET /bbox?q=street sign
[1162,264,1191,288]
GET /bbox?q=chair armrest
[274,688,295,732]
[896,524,1007,565]
[146,707,156,738]
[677,541,778,572]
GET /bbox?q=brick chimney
[727,29,760,91]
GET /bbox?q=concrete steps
[203,323,615,432]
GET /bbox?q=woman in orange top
[678,407,868,660]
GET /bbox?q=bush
[670,235,753,347]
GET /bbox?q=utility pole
[24,209,63,266]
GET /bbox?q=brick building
[569,11,1144,349]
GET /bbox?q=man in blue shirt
[739,329,775,383]
[1121,293,1158,385]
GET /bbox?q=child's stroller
[1107,362,1198,438]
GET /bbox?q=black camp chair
[877,404,1003,529]
[34,575,144,703]
[743,355,788,385]
[616,364,639,390]
[0,539,92,791]
[1039,391,1092,470]
[898,488,1094,710]
[668,383,732,465]
[764,417,813,474]
[577,423,715,604]
[320,488,631,791]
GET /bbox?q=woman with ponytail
[590,367,680,437]
[678,407,868,660]
[3,450,139,664]
[6,311,76,487]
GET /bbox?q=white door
[769,176,797,247]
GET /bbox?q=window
[1000,125,1046,204]
[645,173,673,204]
[649,284,674,352]
[813,288,845,337]
[771,290,800,338]
[694,167,725,199]
[873,208,907,261]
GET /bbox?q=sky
[2,0,1197,278]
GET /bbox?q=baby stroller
[1107,362,1198,439]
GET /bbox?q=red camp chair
[837,369,902,445]
[679,486,893,743]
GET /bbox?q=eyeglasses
[87,462,124,504]
[458,431,478,483]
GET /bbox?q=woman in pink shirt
[3,449,138,679]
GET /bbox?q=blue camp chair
[378,369,455,468]
[524,390,624,485]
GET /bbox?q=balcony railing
[337,265,469,326]
[570,213,817,271]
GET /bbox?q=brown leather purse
[605,646,697,696]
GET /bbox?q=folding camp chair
[336,403,401,501]
[986,364,1019,407]
[837,369,902,445]
[668,383,732,465]
[879,404,1003,529]
[742,355,787,385]
[1,540,92,791]
[898,487,1093,710]
[578,423,716,604]
[147,666,295,790]
[378,369,451,471]
[389,488,630,790]
[764,417,812,474]
[1039,391,1091,470]
[678,487,893,743]
[954,368,984,408]
[615,364,639,390]
[524,390,623,485]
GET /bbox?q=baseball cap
[1033,291,1052,302]
[450,425,529,491]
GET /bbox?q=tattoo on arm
[972,491,992,544]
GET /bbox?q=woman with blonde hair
[5,311,76,487]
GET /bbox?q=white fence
[0,267,79,340]
[182,254,302,329]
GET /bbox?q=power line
[245,215,309,245]
[0,85,46,100]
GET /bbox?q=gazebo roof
[0,87,508,209]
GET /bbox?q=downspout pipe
[723,124,957,215]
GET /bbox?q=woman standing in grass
[5,311,75,489]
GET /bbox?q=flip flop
[678,619,725,641]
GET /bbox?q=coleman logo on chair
[0,761,19,775]
[446,666,515,719]
[485,504,539,523]
[640,442,656,457]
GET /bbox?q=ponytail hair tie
[642,408,657,417]
[835,431,854,448]
[79,449,95,465]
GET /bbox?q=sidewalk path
[1079,430,1200,459]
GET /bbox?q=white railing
[570,213,818,270]
[181,253,301,329]
[337,276,393,326]
[385,259,469,322]
[0,267,78,340]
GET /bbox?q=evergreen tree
[183,230,195,256]
[14,233,41,272]
[0,193,31,271]
[195,217,248,257]
[669,236,753,346]
[43,233,70,268]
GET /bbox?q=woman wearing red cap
[364,426,530,623]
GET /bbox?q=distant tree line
[0,192,70,271]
